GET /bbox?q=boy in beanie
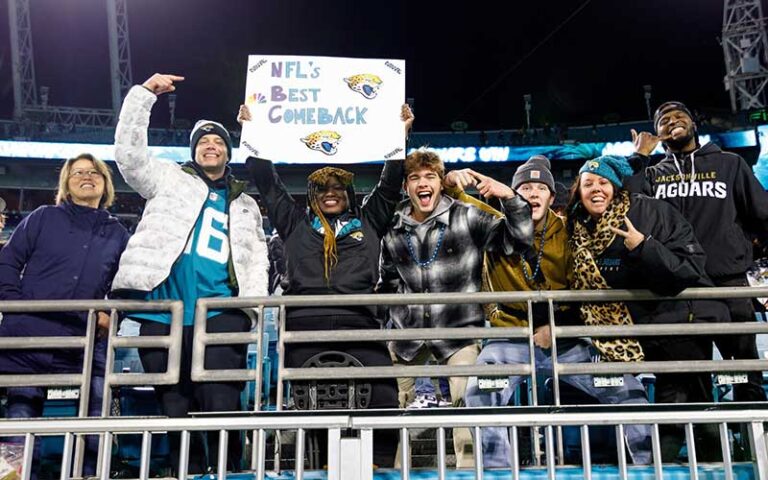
[629,101,768,403]
[112,73,269,474]
[446,156,651,467]
[243,104,414,467]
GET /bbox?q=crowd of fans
[0,73,766,475]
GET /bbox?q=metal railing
[0,299,183,478]
[189,286,768,478]
[193,287,768,406]
[0,405,766,480]
[2,287,768,479]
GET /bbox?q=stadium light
[643,85,652,120]
[168,94,177,128]
[523,94,532,131]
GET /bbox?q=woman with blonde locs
[241,102,414,467]
[306,165,356,281]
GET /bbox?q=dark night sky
[0,0,756,133]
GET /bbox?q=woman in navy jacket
[0,154,130,475]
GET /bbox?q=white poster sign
[241,55,405,164]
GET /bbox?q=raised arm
[245,157,305,240]
[114,73,185,199]
[452,170,534,256]
[443,168,503,218]
[625,129,663,195]
[361,104,413,237]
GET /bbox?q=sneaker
[437,398,452,407]
[406,394,440,409]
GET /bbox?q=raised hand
[142,73,185,96]
[474,172,516,200]
[237,104,252,125]
[401,104,415,137]
[630,128,665,156]
[609,216,646,251]
[444,168,479,191]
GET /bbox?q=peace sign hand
[609,216,646,251]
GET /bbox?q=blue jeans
[465,339,651,467]
[6,376,104,477]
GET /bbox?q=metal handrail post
[73,309,97,478]
[254,305,265,412]
[275,304,287,472]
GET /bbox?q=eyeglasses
[69,169,104,179]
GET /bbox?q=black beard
[664,127,696,152]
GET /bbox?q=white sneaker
[406,394,439,409]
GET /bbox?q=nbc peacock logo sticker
[246,93,267,105]
[343,74,383,99]
[301,130,341,156]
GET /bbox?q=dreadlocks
[307,167,355,281]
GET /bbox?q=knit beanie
[190,120,232,161]
[653,101,695,133]
[578,155,633,189]
[511,155,555,192]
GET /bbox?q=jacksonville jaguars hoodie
[628,142,768,279]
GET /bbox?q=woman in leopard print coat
[566,155,731,462]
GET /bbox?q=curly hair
[404,149,445,179]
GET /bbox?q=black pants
[713,275,767,402]
[138,310,250,473]
[286,313,398,467]
[641,336,721,461]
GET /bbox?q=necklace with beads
[405,223,446,268]
[521,219,548,284]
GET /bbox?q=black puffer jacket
[571,193,730,324]
[247,157,403,322]
[628,142,768,279]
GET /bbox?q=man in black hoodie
[629,101,768,402]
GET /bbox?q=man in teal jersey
[112,73,269,474]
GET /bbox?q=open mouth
[322,198,340,208]
[671,125,686,136]
[589,195,606,206]
[417,191,433,208]
[80,182,95,189]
